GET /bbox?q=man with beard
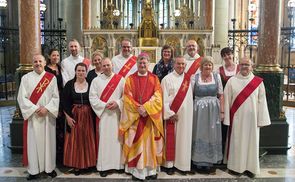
[61,39,90,86]
[184,39,202,77]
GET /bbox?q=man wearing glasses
[223,57,270,178]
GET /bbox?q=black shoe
[47,170,57,178]
[166,168,175,175]
[228,169,242,177]
[99,171,108,177]
[26,174,38,180]
[146,174,157,180]
[116,169,125,174]
[244,171,255,178]
[208,167,216,175]
[176,169,187,176]
[132,175,143,181]
[74,169,80,176]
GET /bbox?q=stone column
[83,0,90,29]
[10,0,41,153]
[214,0,229,49]
[19,0,41,68]
[91,0,99,28]
[255,0,289,154]
[205,0,212,29]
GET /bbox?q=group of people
[17,38,271,181]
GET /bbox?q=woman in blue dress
[191,56,224,174]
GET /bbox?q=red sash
[166,73,191,161]
[82,58,91,68]
[95,74,122,157]
[23,72,54,166]
[118,56,137,77]
[219,66,240,83]
[186,57,202,77]
[226,76,263,159]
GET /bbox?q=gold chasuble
[120,72,164,170]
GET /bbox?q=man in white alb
[184,39,202,76]
[18,54,59,180]
[112,38,137,77]
[223,57,271,178]
[89,57,125,177]
[61,39,90,86]
[161,56,193,175]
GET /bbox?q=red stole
[219,65,240,84]
[118,56,137,77]
[166,73,191,161]
[226,76,263,159]
[82,58,91,68]
[95,74,122,157]
[23,72,54,166]
[186,56,202,77]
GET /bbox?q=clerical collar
[70,54,81,59]
[103,72,114,78]
[173,70,184,76]
[34,70,45,75]
[137,72,148,76]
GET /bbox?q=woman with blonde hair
[191,56,224,174]
[87,51,104,84]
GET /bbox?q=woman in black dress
[45,48,64,165]
[152,45,174,82]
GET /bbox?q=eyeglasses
[240,64,250,67]
[122,46,131,49]
[187,45,196,48]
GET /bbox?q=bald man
[89,57,125,177]
[18,55,59,180]
[223,57,271,178]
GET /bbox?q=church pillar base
[9,117,23,154]
[255,71,290,155]
[260,118,290,155]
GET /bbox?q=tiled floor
[0,106,294,181]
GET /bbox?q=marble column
[10,0,41,153]
[19,0,41,68]
[83,0,90,29]
[205,0,212,29]
[255,0,289,154]
[214,0,229,49]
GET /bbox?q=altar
[82,0,214,64]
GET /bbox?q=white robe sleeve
[17,75,39,120]
[257,82,271,127]
[61,60,70,86]
[217,74,223,94]
[89,78,107,118]
[161,77,175,120]
[44,77,59,118]
[223,79,232,126]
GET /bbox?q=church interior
[0,0,294,181]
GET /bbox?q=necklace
[201,74,211,83]
[225,64,235,72]
[137,73,149,104]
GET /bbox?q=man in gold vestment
[119,53,164,180]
